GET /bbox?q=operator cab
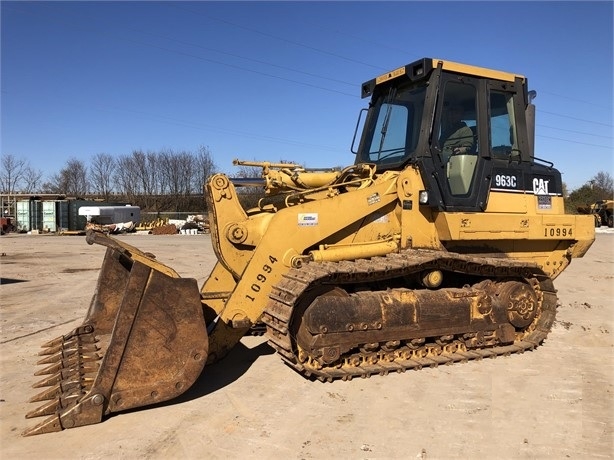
[354,58,563,212]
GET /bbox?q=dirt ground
[1,230,612,459]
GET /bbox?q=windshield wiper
[374,147,405,162]
[377,88,397,158]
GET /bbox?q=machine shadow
[115,338,276,418]
[178,339,277,401]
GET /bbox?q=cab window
[436,80,479,196]
[357,85,427,167]
[369,104,409,162]
[490,90,518,159]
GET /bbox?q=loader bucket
[23,231,209,436]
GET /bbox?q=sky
[1,1,613,191]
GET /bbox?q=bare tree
[45,158,89,196]
[129,150,160,209]
[0,154,26,193]
[66,158,89,196]
[193,145,217,192]
[21,166,43,193]
[159,149,195,211]
[114,155,139,202]
[39,174,57,193]
[90,153,116,201]
[180,151,195,197]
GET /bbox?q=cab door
[428,74,492,212]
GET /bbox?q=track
[262,249,558,381]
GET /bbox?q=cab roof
[361,57,526,98]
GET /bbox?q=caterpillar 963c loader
[24,58,595,435]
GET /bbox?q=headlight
[419,190,429,204]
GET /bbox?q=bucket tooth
[33,357,95,376]
[38,346,79,362]
[36,346,98,365]
[39,333,98,356]
[22,415,63,436]
[25,399,59,419]
[26,391,82,420]
[38,338,80,356]
[46,353,97,368]
[34,361,64,376]
[36,351,73,365]
[38,342,67,356]
[40,326,97,349]
[40,335,65,349]
[38,346,61,357]
[32,366,95,388]
[29,384,63,403]
[33,373,64,389]
[29,377,87,403]
[38,339,98,357]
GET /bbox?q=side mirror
[350,108,368,154]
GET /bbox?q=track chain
[261,249,558,381]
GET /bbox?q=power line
[149,35,357,88]
[1,88,349,154]
[2,3,358,98]
[539,90,612,111]
[178,4,613,116]
[4,3,613,152]
[116,13,358,88]
[537,124,613,140]
[155,5,614,132]
[169,3,385,71]
[536,134,612,149]
[6,3,611,124]
[109,38,359,98]
[539,110,613,128]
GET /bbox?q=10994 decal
[543,227,572,237]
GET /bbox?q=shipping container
[42,201,56,232]
[16,201,31,232]
[56,201,69,232]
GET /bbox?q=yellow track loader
[24,58,595,435]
